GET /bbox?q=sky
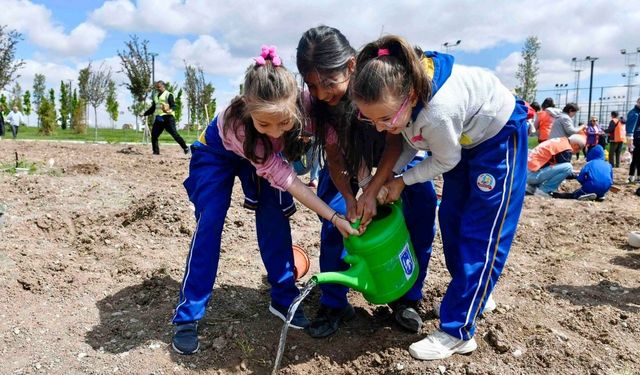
[1,0,640,127]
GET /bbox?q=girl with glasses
[351,35,529,360]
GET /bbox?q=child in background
[351,35,528,360]
[534,97,558,144]
[606,111,625,168]
[296,26,437,338]
[526,134,586,197]
[550,145,612,201]
[171,46,358,355]
[585,116,604,155]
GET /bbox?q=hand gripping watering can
[311,201,418,304]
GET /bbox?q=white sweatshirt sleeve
[401,116,462,185]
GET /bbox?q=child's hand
[332,214,360,238]
[381,177,405,204]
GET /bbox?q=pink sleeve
[217,114,297,191]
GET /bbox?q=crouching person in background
[550,145,613,201]
[526,134,586,198]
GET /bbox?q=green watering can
[311,201,418,305]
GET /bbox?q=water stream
[271,279,317,375]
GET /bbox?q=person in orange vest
[533,97,560,144]
[526,134,586,197]
[605,111,626,168]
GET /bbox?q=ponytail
[351,35,431,106]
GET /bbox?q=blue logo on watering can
[399,243,414,279]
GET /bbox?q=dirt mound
[117,146,143,155]
[65,162,101,175]
[0,141,638,374]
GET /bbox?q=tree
[105,79,119,128]
[78,64,91,128]
[86,63,112,141]
[0,94,7,114]
[184,63,216,131]
[48,88,57,128]
[10,82,22,111]
[59,81,71,130]
[71,98,87,134]
[32,73,46,121]
[37,96,56,135]
[515,36,541,103]
[22,90,31,125]
[118,35,152,131]
[0,25,25,91]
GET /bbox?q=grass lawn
[12,125,542,149]
[10,125,200,144]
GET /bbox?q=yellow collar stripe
[421,56,435,80]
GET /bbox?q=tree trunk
[94,106,98,143]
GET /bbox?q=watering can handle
[350,218,361,230]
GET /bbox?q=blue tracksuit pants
[172,123,300,324]
[316,156,437,309]
[438,100,529,340]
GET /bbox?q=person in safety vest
[605,111,626,168]
[143,80,190,155]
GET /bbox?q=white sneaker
[483,294,497,313]
[409,330,477,360]
[433,294,496,318]
[576,193,597,201]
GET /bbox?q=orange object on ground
[292,244,310,280]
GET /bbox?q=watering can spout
[310,255,375,295]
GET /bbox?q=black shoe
[172,322,200,355]
[183,147,191,155]
[306,304,356,338]
[389,299,423,333]
[269,301,310,329]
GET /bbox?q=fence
[535,84,640,124]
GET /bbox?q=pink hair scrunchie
[377,48,390,57]
[255,45,282,67]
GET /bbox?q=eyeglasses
[357,96,410,129]
[317,72,350,89]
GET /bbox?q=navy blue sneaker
[172,322,200,355]
[269,301,310,329]
[389,299,423,333]
[306,303,356,338]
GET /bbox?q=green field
[8,125,200,144]
[9,125,541,149]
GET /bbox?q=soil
[1,141,639,375]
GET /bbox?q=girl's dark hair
[351,35,432,107]
[611,111,619,117]
[541,97,555,109]
[296,25,384,176]
[223,56,305,164]
[530,101,541,111]
[562,103,579,113]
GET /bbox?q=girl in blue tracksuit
[351,35,528,360]
[296,26,437,338]
[170,46,358,355]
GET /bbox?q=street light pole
[621,48,640,113]
[555,83,568,106]
[442,40,462,53]
[571,57,585,104]
[586,56,598,123]
[149,52,158,86]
